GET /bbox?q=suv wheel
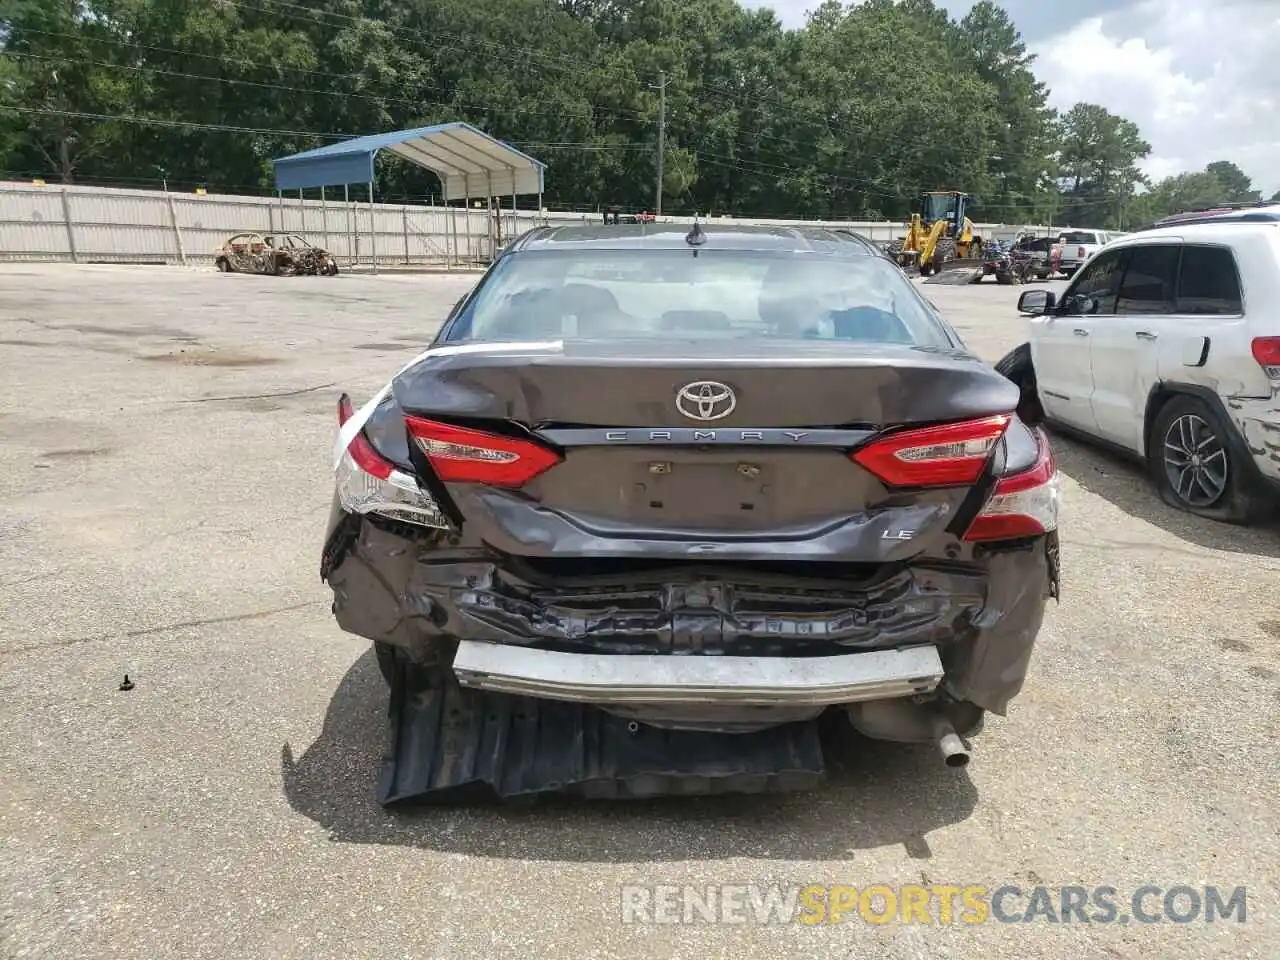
[1150,395,1266,523]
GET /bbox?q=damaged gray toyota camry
[320,223,1061,804]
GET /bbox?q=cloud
[1030,0,1280,194]
[739,0,1280,195]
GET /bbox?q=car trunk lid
[390,340,1019,558]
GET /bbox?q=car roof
[1100,221,1280,248]
[508,223,884,255]
[1134,205,1280,232]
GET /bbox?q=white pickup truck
[1055,229,1126,277]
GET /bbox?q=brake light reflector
[338,395,392,480]
[963,428,1060,542]
[335,394,447,529]
[404,416,562,487]
[1251,337,1280,378]
[852,415,1012,487]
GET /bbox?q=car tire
[215,258,230,273]
[1149,394,1269,524]
[994,342,1044,426]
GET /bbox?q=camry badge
[675,380,737,422]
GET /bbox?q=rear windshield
[443,249,957,347]
[1061,232,1100,244]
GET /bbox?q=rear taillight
[404,416,562,488]
[1077,247,1086,258]
[963,428,1060,542]
[852,415,1012,487]
[335,395,448,529]
[1251,337,1280,378]
[338,395,392,480]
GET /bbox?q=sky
[738,0,1280,196]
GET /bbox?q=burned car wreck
[320,224,1062,803]
[215,232,339,276]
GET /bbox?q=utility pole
[651,71,667,217]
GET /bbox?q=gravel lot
[2,263,1278,960]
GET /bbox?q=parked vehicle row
[948,230,1129,287]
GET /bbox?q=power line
[1,50,643,131]
[225,0,650,86]
[1,105,647,155]
[0,104,348,140]
[6,26,654,128]
[4,105,1120,215]
[4,23,1060,211]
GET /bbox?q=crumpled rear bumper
[321,511,1057,719]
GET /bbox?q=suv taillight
[1251,337,1280,378]
[404,416,563,487]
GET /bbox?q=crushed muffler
[845,698,980,769]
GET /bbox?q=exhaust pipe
[935,722,970,768]
[845,700,979,769]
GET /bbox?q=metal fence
[0,181,1061,268]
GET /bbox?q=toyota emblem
[675,380,737,421]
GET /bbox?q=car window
[1059,249,1127,316]
[444,248,959,347]
[1176,245,1243,314]
[1061,231,1099,245]
[1115,244,1179,314]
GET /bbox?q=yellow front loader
[886,191,985,284]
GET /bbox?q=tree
[1124,160,1265,226]
[954,1,1058,222]
[1204,160,1259,202]
[1055,102,1151,228]
[0,0,1215,227]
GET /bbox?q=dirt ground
[1,263,1277,960]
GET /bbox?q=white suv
[998,218,1280,523]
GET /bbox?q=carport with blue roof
[270,122,547,269]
